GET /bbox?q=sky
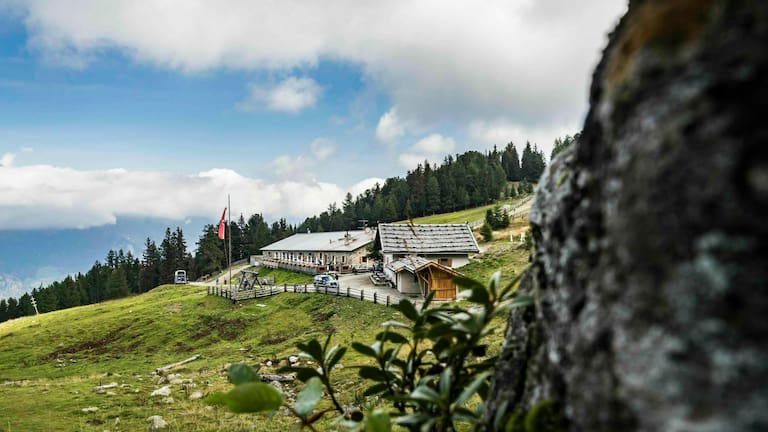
[0,1,627,294]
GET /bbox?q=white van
[174,270,187,284]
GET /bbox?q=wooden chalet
[387,255,461,300]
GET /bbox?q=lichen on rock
[484,1,768,431]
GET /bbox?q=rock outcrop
[485,1,768,431]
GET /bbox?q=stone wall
[484,1,768,431]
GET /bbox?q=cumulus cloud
[375,107,405,145]
[0,162,383,230]
[269,137,338,179]
[467,120,578,161]
[10,0,626,130]
[309,138,336,161]
[239,76,321,113]
[399,134,456,169]
[0,153,15,167]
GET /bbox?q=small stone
[169,378,183,385]
[151,386,171,397]
[81,407,99,413]
[189,391,204,400]
[288,356,299,364]
[278,359,289,368]
[147,415,168,430]
[269,380,283,392]
[266,360,273,367]
[161,397,175,404]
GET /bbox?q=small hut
[387,256,461,300]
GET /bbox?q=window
[438,258,453,267]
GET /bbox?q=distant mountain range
[0,217,206,299]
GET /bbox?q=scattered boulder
[93,383,118,394]
[150,386,171,397]
[288,355,299,364]
[147,415,168,430]
[277,359,289,368]
[81,407,99,413]
[269,380,283,393]
[189,391,204,400]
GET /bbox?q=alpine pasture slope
[0,200,529,431]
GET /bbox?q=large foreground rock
[485,1,768,431]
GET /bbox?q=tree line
[0,140,555,323]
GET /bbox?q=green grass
[403,195,530,225]
[0,285,401,431]
[459,242,531,288]
[0,235,530,431]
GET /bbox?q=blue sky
[0,0,626,294]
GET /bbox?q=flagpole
[228,193,232,290]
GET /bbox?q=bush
[207,273,533,431]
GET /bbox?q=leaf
[363,383,390,396]
[408,385,441,403]
[376,331,410,345]
[394,300,419,321]
[293,377,323,418]
[395,412,431,426]
[327,346,347,370]
[295,367,322,382]
[228,363,260,385]
[297,338,324,362]
[453,372,489,407]
[225,382,283,413]
[438,367,452,398]
[381,320,411,329]
[365,408,392,432]
[358,366,388,382]
[204,392,228,407]
[351,342,378,359]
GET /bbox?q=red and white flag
[217,207,227,240]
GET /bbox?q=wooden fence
[207,284,400,307]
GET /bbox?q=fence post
[325,285,328,295]
[284,283,287,292]
[283,284,287,293]
[361,289,364,301]
[294,285,297,293]
[347,287,350,297]
[374,292,377,304]
[304,284,308,293]
[270,286,273,296]
[387,295,390,307]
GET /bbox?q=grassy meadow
[0,284,408,431]
[0,198,532,431]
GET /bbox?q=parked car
[313,274,336,288]
[353,265,372,273]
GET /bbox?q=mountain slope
[0,283,412,431]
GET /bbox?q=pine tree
[424,176,441,215]
[0,299,8,323]
[502,142,522,181]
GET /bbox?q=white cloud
[0,162,383,230]
[375,108,405,145]
[269,137,337,179]
[412,134,456,154]
[239,77,321,113]
[467,120,578,161]
[399,134,456,169]
[309,138,336,161]
[11,1,626,130]
[0,153,15,167]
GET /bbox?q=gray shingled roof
[378,223,480,254]
[387,255,461,275]
[261,230,374,252]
